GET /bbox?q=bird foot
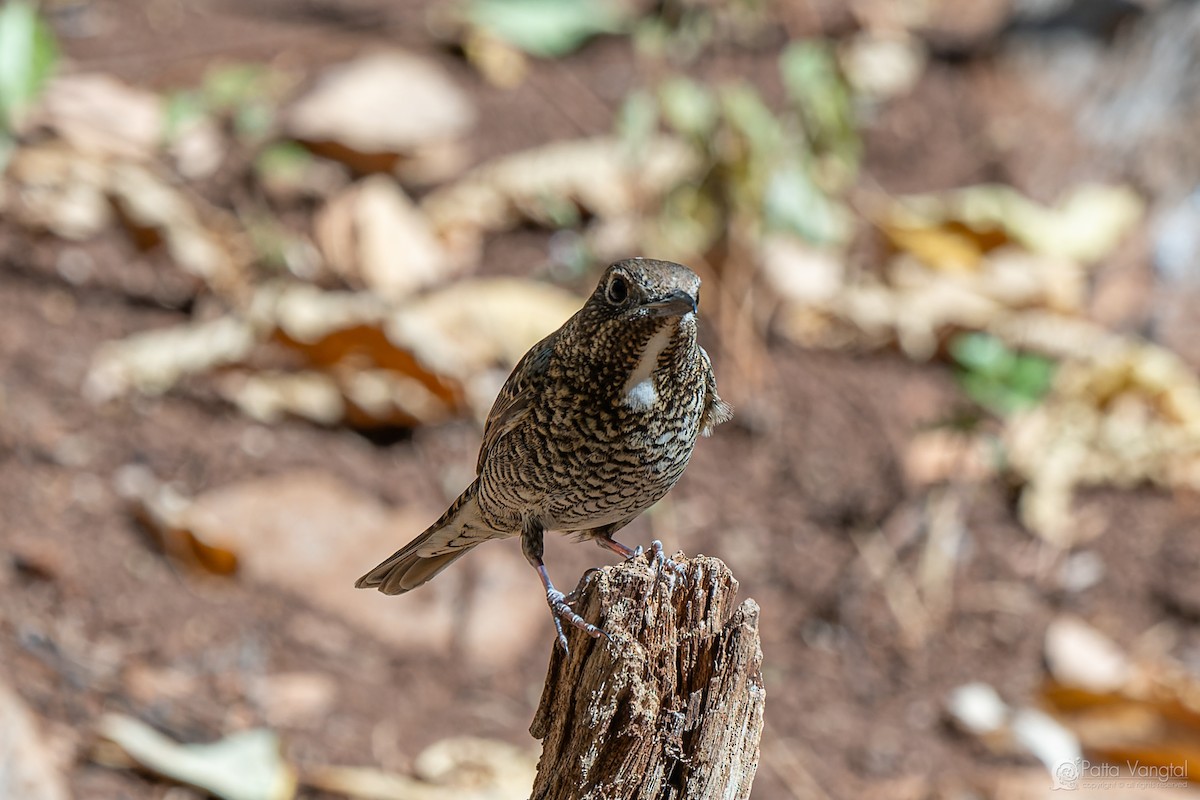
[598,535,687,590]
[631,540,687,591]
[546,588,608,654]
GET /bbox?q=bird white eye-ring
[605,274,629,305]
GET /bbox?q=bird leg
[523,519,606,653]
[534,563,607,652]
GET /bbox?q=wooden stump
[530,554,765,800]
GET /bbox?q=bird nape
[355,258,733,652]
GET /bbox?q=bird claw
[648,540,687,590]
[627,540,685,572]
[546,588,606,653]
[550,612,570,654]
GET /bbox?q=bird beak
[645,290,698,317]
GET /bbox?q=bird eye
[605,274,629,305]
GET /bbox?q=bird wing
[355,480,492,593]
[699,346,733,436]
[476,330,557,474]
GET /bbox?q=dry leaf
[248,282,389,344]
[284,51,475,182]
[1005,339,1200,544]
[306,737,537,800]
[217,370,346,426]
[85,275,579,429]
[421,135,700,261]
[773,248,1095,360]
[339,368,453,427]
[107,162,248,298]
[219,366,450,429]
[120,470,548,662]
[114,463,238,574]
[315,175,460,300]
[946,622,1200,784]
[946,683,1008,737]
[462,31,529,89]
[0,681,70,800]
[773,184,1143,359]
[250,283,460,427]
[32,73,163,161]
[170,115,226,180]
[943,682,1084,780]
[84,315,257,403]
[303,767,434,800]
[95,714,295,800]
[838,32,926,101]
[1010,709,1083,782]
[414,737,538,793]
[386,277,581,419]
[883,222,999,273]
[1044,617,1132,694]
[84,315,256,403]
[6,144,249,297]
[1041,617,1200,779]
[888,184,1143,264]
[758,234,845,304]
[5,142,112,239]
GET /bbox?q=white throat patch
[620,319,678,411]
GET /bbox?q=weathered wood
[530,554,765,800]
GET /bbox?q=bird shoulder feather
[699,346,733,436]
[476,331,557,473]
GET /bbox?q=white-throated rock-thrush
[356,258,733,651]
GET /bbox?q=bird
[355,258,733,651]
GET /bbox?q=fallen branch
[530,554,765,800]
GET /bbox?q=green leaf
[163,90,208,141]
[535,191,581,229]
[466,0,627,58]
[780,42,838,110]
[950,332,1055,415]
[655,183,722,259]
[203,64,269,112]
[0,0,59,131]
[631,4,713,64]
[615,88,658,159]
[234,101,273,139]
[959,372,1007,415]
[0,131,14,172]
[1008,353,1054,400]
[779,40,860,183]
[763,162,851,245]
[949,331,1013,377]
[719,84,781,157]
[658,76,718,138]
[255,141,312,182]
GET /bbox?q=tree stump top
[531,554,765,800]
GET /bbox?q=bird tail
[355,480,487,595]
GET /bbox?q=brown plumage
[355,258,732,650]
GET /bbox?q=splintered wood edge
[529,553,765,800]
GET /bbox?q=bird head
[584,258,701,324]
[559,260,705,398]
[558,258,702,379]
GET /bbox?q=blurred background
[2,0,1200,797]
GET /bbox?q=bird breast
[620,318,678,411]
[472,312,704,533]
